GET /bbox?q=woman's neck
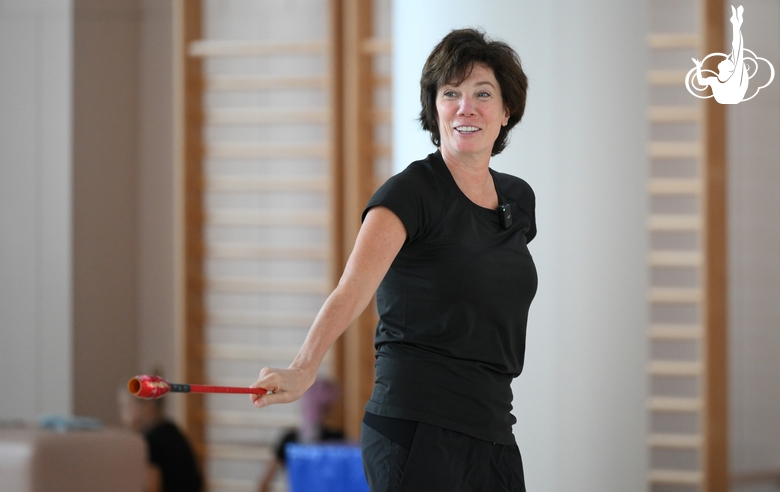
[440,147,498,209]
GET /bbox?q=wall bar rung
[648,361,703,376]
[207,210,329,227]
[649,324,703,340]
[206,108,328,125]
[649,397,702,413]
[207,143,329,159]
[206,75,328,91]
[649,288,703,304]
[648,215,702,231]
[208,310,317,328]
[648,178,702,195]
[647,33,699,49]
[649,433,703,449]
[206,343,301,361]
[649,141,702,159]
[207,177,329,193]
[207,244,328,260]
[189,40,328,57]
[207,277,330,294]
[649,470,704,485]
[648,250,702,267]
[648,106,701,123]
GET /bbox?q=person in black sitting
[250,28,535,492]
[118,386,202,492]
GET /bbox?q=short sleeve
[361,164,431,244]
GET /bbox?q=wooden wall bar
[702,1,728,491]
[328,0,347,436]
[340,0,379,440]
[181,0,206,471]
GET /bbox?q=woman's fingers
[249,367,313,409]
[249,367,278,406]
[253,389,296,409]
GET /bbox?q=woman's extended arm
[250,206,407,408]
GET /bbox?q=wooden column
[340,0,378,439]
[702,1,728,491]
[327,0,347,434]
[180,0,206,469]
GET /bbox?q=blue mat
[286,443,369,492]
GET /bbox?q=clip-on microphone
[492,172,512,229]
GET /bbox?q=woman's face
[436,64,509,161]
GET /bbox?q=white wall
[392,1,648,490]
[0,0,73,420]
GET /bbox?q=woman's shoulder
[491,169,535,205]
[379,152,446,195]
[392,152,441,182]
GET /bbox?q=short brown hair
[419,28,528,156]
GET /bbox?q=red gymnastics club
[128,375,268,399]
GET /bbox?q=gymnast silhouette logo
[685,5,774,104]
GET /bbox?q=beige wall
[72,0,142,425]
[72,0,176,425]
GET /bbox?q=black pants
[360,418,526,492]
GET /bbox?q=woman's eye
[443,90,457,98]
[478,91,491,98]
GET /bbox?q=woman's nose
[458,96,475,115]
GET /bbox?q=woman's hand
[250,365,316,409]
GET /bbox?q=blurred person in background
[118,383,202,492]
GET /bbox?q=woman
[251,28,535,491]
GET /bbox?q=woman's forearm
[290,281,373,375]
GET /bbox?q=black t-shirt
[145,421,202,492]
[362,150,537,445]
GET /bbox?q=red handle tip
[128,375,170,399]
